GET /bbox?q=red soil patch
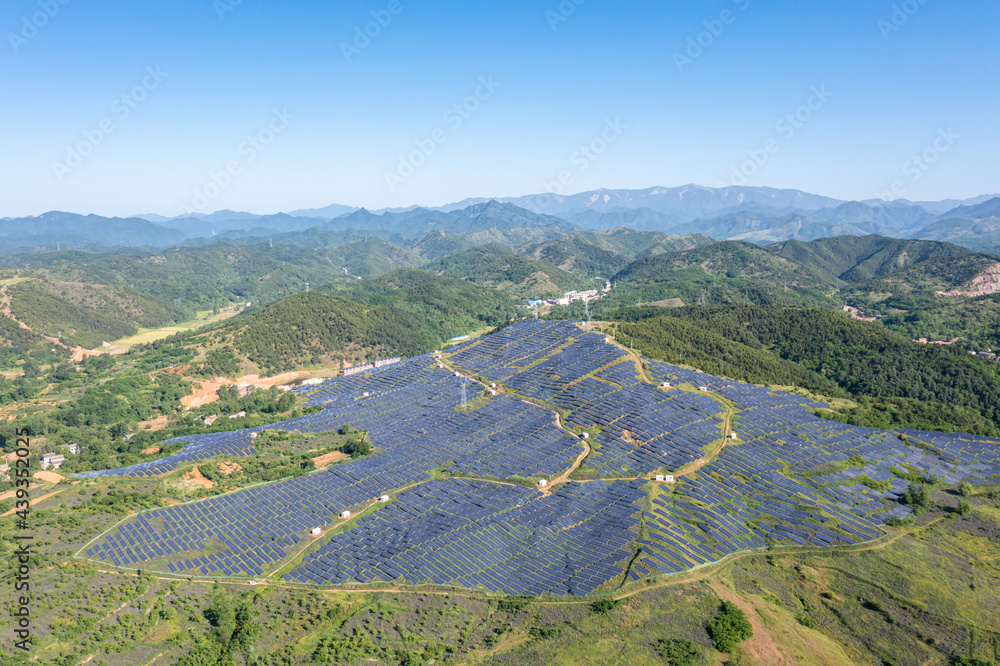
[182,467,214,489]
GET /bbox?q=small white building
[379,495,390,502]
[250,432,258,439]
[580,432,589,440]
[537,479,548,488]
[655,474,666,482]
[310,527,322,536]
[661,382,672,389]
[64,443,81,454]
[301,378,323,386]
[339,510,351,519]
[664,474,675,483]
[698,386,709,392]
[41,453,66,470]
[362,392,370,397]
[729,432,739,440]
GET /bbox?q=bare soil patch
[313,451,349,468]
[218,461,243,476]
[33,470,65,484]
[182,467,214,489]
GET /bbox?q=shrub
[707,601,753,653]
[590,599,620,614]
[655,638,701,665]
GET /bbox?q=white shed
[699,386,709,392]
[729,432,739,440]
[580,432,590,440]
[662,382,672,388]
[664,475,675,483]
[310,527,322,536]
[379,495,390,502]
[537,479,548,488]
[339,510,351,519]
[655,474,666,482]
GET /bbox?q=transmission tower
[460,377,468,408]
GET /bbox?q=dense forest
[421,243,584,297]
[612,306,1000,435]
[201,271,518,375]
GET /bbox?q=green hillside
[205,270,520,375]
[422,244,584,296]
[769,235,992,285]
[613,305,1000,435]
[521,228,713,278]
[412,226,574,261]
[915,216,1000,253]
[594,241,839,311]
[9,244,353,310]
[7,280,185,348]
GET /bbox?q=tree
[707,601,753,653]
[590,599,619,614]
[959,481,974,497]
[957,500,972,516]
[900,484,933,514]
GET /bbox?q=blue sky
[2,0,997,217]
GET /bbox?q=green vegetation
[706,601,754,653]
[521,228,713,278]
[188,270,518,376]
[655,637,702,665]
[606,305,1000,436]
[8,280,185,348]
[422,243,585,297]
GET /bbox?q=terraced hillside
[77,320,1000,598]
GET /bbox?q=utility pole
[305,283,309,293]
[460,377,468,408]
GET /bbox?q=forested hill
[599,240,840,310]
[5,244,360,310]
[768,235,995,285]
[202,270,519,376]
[521,229,713,278]
[4,279,185,349]
[421,244,585,297]
[612,305,1000,435]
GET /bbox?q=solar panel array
[80,319,1000,594]
[286,479,645,595]
[77,429,257,478]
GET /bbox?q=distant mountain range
[3,186,999,254]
